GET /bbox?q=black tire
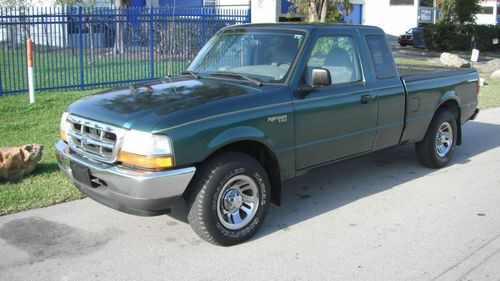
[187,152,271,246]
[415,109,458,168]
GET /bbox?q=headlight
[118,130,174,169]
[60,112,71,142]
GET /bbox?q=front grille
[66,115,127,163]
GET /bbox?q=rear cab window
[365,35,398,79]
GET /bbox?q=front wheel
[415,109,458,168]
[187,152,271,246]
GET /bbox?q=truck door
[293,32,378,170]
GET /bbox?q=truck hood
[67,77,263,132]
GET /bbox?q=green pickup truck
[56,24,480,246]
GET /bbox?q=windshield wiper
[130,83,154,91]
[181,70,199,79]
[209,71,262,87]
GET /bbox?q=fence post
[78,6,85,90]
[0,67,3,96]
[247,5,251,23]
[27,38,35,103]
[149,7,154,80]
[201,7,205,45]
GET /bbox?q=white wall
[0,6,68,47]
[363,0,419,36]
[362,0,499,35]
[3,0,112,7]
[217,0,249,6]
[476,13,497,25]
[251,0,280,23]
[476,1,498,25]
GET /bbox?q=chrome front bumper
[55,140,196,216]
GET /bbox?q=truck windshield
[187,29,306,83]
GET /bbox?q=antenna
[166,74,179,96]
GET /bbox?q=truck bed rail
[397,64,458,76]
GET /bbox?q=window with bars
[390,0,414,5]
[480,6,494,15]
[204,0,217,6]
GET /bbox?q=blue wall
[128,0,361,24]
[159,0,203,6]
[342,4,362,24]
[281,1,362,24]
[127,0,146,24]
[281,0,291,14]
[130,0,146,7]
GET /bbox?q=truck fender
[207,126,270,152]
[438,91,461,108]
[205,126,283,205]
[436,92,462,145]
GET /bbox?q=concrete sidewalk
[1,108,500,281]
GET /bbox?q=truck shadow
[168,120,500,241]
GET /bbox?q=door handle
[361,95,376,104]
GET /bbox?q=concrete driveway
[1,108,500,281]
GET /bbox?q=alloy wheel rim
[435,122,453,157]
[216,175,259,230]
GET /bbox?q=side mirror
[311,67,331,86]
[297,67,332,97]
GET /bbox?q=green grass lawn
[0,90,94,215]
[478,78,500,109]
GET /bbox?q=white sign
[418,8,433,22]
[471,49,480,63]
[493,38,499,45]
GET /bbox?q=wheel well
[203,141,282,205]
[438,100,461,145]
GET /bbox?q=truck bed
[397,64,479,144]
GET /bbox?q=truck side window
[365,35,397,79]
[307,36,361,85]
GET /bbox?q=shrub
[422,23,500,51]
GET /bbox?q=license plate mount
[70,161,93,187]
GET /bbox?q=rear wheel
[415,109,458,168]
[187,152,271,246]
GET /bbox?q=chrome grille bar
[66,115,127,163]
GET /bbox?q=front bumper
[55,140,195,216]
[398,38,412,45]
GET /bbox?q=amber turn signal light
[60,130,68,142]
[117,151,173,169]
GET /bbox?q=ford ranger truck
[55,24,480,246]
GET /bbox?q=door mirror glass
[311,67,332,86]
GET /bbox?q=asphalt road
[1,108,500,281]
